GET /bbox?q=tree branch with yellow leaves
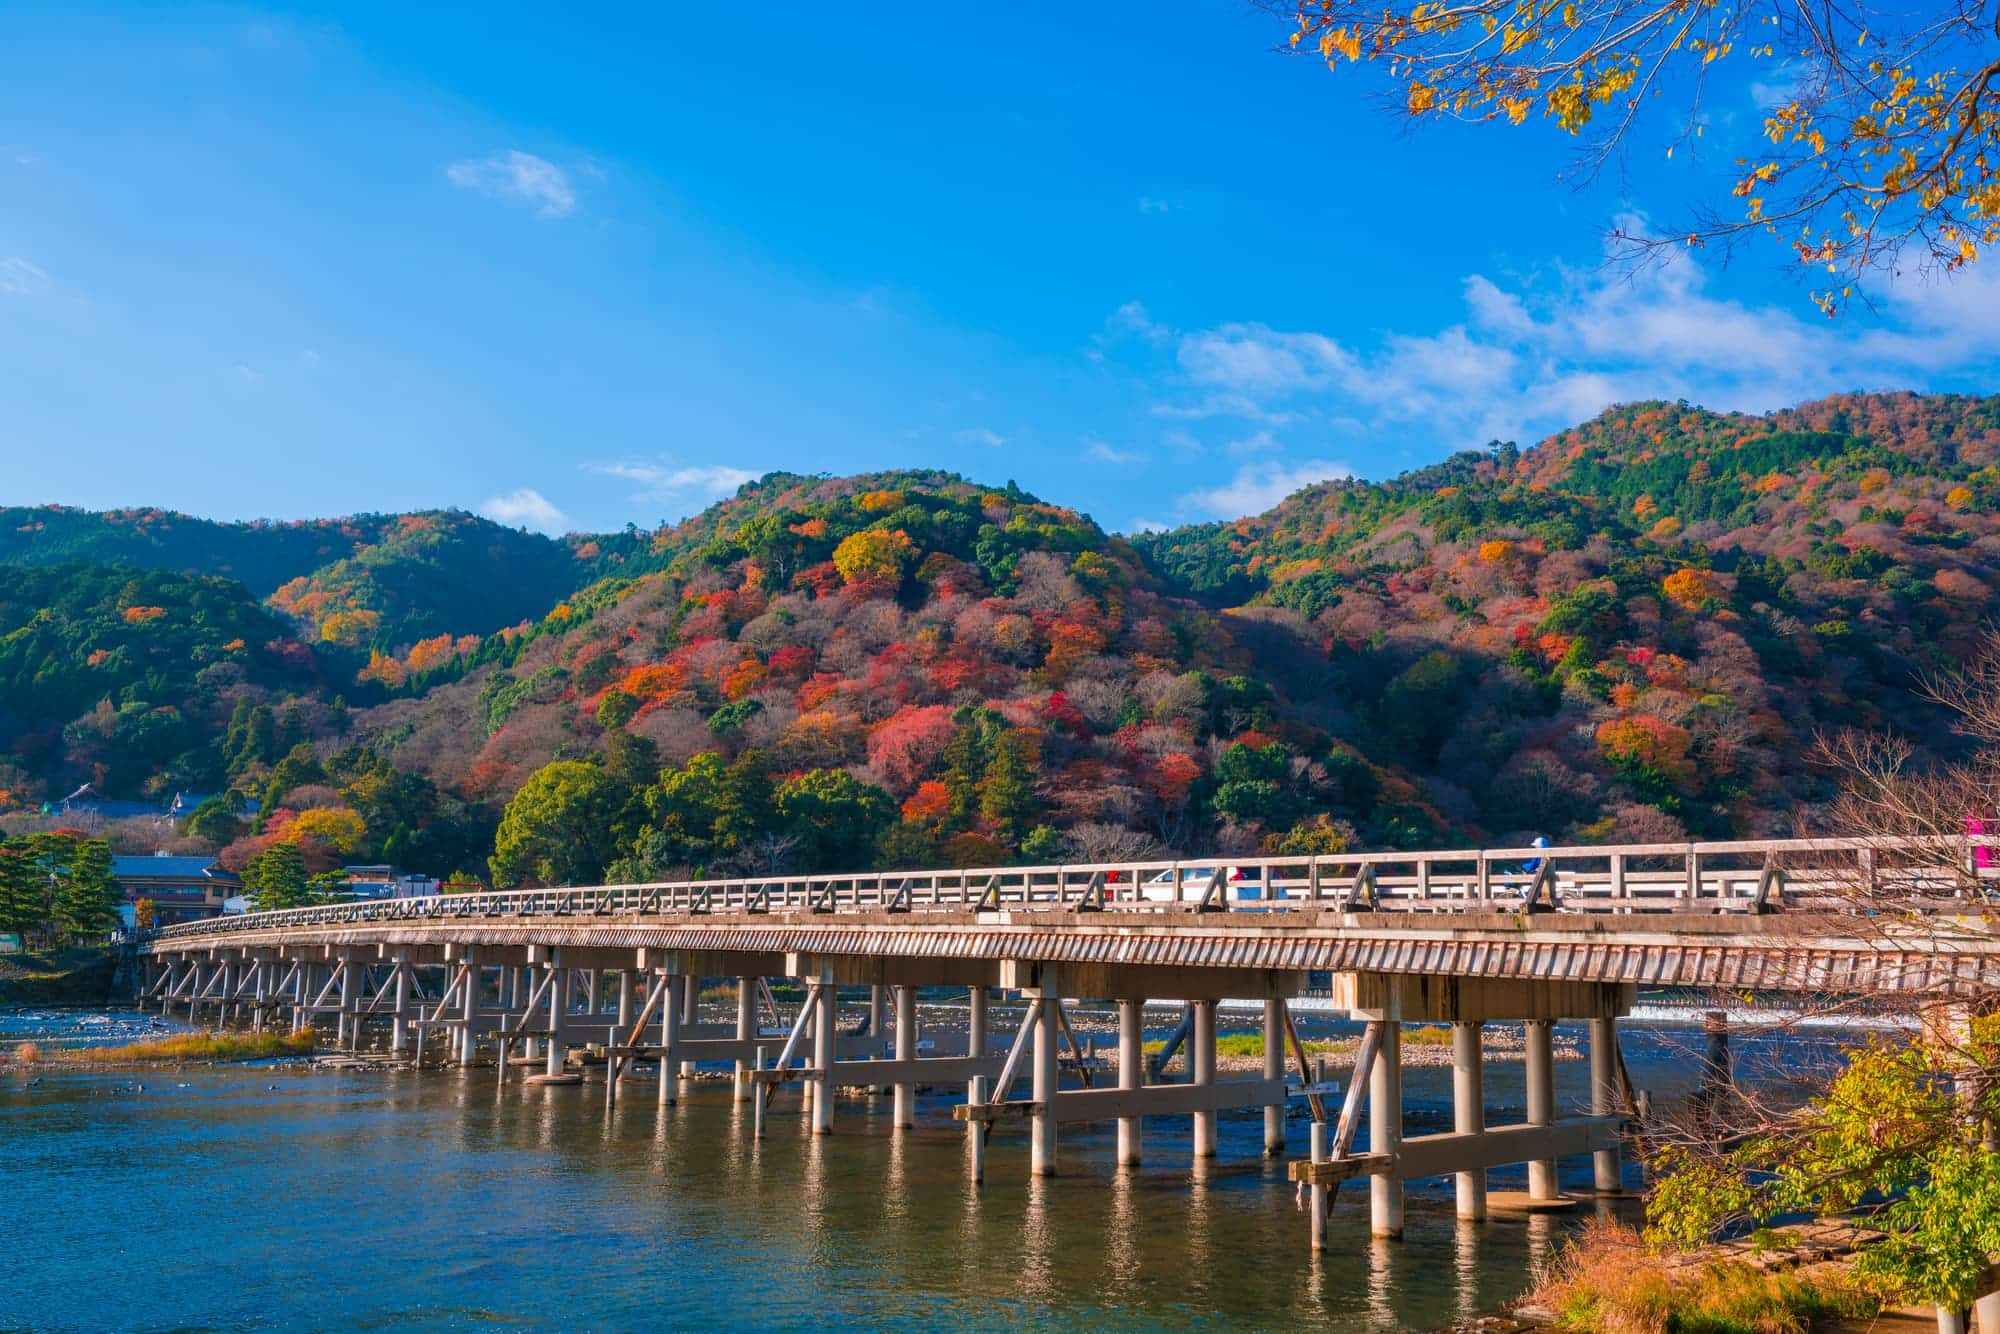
[1272,0,2000,313]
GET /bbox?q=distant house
[111,852,239,924]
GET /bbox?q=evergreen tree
[0,841,46,940]
[245,841,311,909]
[51,837,120,941]
[978,731,1040,844]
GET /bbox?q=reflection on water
[0,1015,1828,1332]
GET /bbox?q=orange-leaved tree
[1274,1,2000,310]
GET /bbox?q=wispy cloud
[446,150,576,218]
[0,256,51,296]
[1107,221,2000,520]
[956,427,1005,448]
[480,487,570,535]
[1138,196,1174,215]
[585,460,759,512]
[1085,439,1141,464]
[1182,458,1350,520]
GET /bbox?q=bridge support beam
[658,968,680,1106]
[389,951,409,1054]
[1031,995,1057,1175]
[1116,997,1143,1166]
[1452,1021,1487,1220]
[1525,1019,1557,1201]
[1370,1019,1403,1238]
[734,976,755,1101]
[679,974,698,1077]
[458,949,480,1065]
[1191,999,1217,1158]
[893,985,916,1128]
[1263,996,1285,1157]
[812,976,835,1134]
[1590,1016,1622,1194]
[544,959,565,1078]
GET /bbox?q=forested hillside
[4,391,1996,891]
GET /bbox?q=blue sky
[2,4,1997,537]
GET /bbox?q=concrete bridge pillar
[390,950,409,1055]
[457,949,480,1065]
[1263,997,1285,1156]
[893,984,917,1128]
[734,976,755,1101]
[336,953,356,1050]
[1370,1021,1404,1238]
[658,968,680,1106]
[1452,1021,1487,1220]
[1191,999,1217,1158]
[544,960,566,1078]
[869,984,885,1041]
[679,974,698,1076]
[811,979,836,1134]
[968,986,987,1057]
[1116,997,1143,1166]
[1525,1019,1557,1200]
[252,957,270,1034]
[1031,996,1057,1176]
[1590,1016,1623,1194]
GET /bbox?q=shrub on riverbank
[1527,1220,1877,1334]
[39,1029,318,1064]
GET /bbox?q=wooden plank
[1287,1116,1623,1185]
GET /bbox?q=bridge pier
[1590,1017,1623,1193]
[893,984,917,1128]
[658,967,680,1106]
[457,947,479,1066]
[811,973,835,1134]
[544,958,565,1078]
[1191,999,1217,1159]
[1263,997,1285,1157]
[1369,1019,1403,1238]
[1452,1021,1487,1220]
[1525,1019,1557,1201]
[1030,993,1057,1175]
[1116,997,1142,1166]
[734,976,755,1101]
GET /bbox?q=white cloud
[1085,439,1141,464]
[586,461,759,510]
[299,349,322,370]
[0,256,50,296]
[1127,516,1172,534]
[1138,197,1174,214]
[1109,220,2000,489]
[1178,323,1351,394]
[480,487,570,535]
[446,150,576,218]
[1182,458,1350,520]
[956,427,1005,448]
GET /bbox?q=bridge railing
[150,834,1995,942]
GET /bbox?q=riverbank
[0,947,119,1006]
[9,1028,316,1067]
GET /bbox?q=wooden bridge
[137,835,2000,1248]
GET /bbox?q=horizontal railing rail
[148,834,2000,943]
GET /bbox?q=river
[1,1005,1848,1332]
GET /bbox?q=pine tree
[978,731,1040,845]
[52,838,119,942]
[245,841,310,909]
[0,842,46,940]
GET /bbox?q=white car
[1135,865,1269,906]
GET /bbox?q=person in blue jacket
[1521,836,1551,899]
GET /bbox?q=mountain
[3,391,1996,885]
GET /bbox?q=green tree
[488,760,623,888]
[260,742,326,816]
[774,768,892,872]
[978,731,1040,844]
[51,837,119,941]
[244,841,312,909]
[179,794,240,845]
[0,840,48,940]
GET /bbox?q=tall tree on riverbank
[1273,0,2000,309]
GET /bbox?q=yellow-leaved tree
[1274,1,2000,311]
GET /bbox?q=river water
[1,1006,1847,1332]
